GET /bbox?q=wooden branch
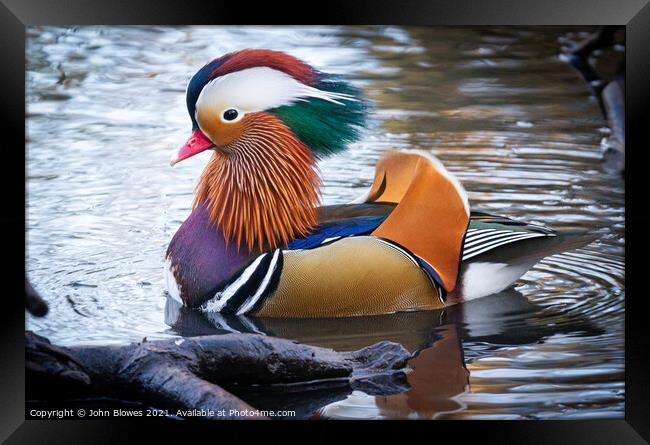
[26,331,411,419]
[601,75,625,174]
[26,280,48,317]
[568,26,622,116]
[566,26,625,175]
[571,26,619,58]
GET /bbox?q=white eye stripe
[196,67,355,117]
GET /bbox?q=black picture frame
[2,0,647,442]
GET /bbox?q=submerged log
[26,331,410,419]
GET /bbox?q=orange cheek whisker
[194,112,321,251]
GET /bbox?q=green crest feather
[269,75,368,158]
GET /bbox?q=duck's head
[171,49,367,251]
[172,49,367,165]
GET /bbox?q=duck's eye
[223,109,239,121]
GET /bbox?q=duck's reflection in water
[164,289,600,419]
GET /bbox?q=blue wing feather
[287,215,387,250]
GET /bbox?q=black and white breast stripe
[462,228,555,261]
[200,249,283,314]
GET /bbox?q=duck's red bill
[170,130,214,166]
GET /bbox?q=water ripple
[26,26,623,420]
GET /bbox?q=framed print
[2,0,648,442]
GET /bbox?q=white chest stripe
[237,249,281,315]
[164,258,183,304]
[200,253,268,313]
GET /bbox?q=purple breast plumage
[165,202,251,306]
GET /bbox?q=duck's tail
[451,231,599,302]
[517,231,598,263]
[472,230,599,266]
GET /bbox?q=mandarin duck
[165,49,595,318]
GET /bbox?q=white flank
[237,249,281,315]
[461,261,532,301]
[200,253,268,313]
[196,67,355,119]
[164,258,183,304]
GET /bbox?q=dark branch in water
[26,280,49,317]
[25,331,411,419]
[567,26,625,175]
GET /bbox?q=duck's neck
[194,114,321,252]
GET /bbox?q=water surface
[26,26,624,419]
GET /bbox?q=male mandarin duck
[165,49,595,318]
